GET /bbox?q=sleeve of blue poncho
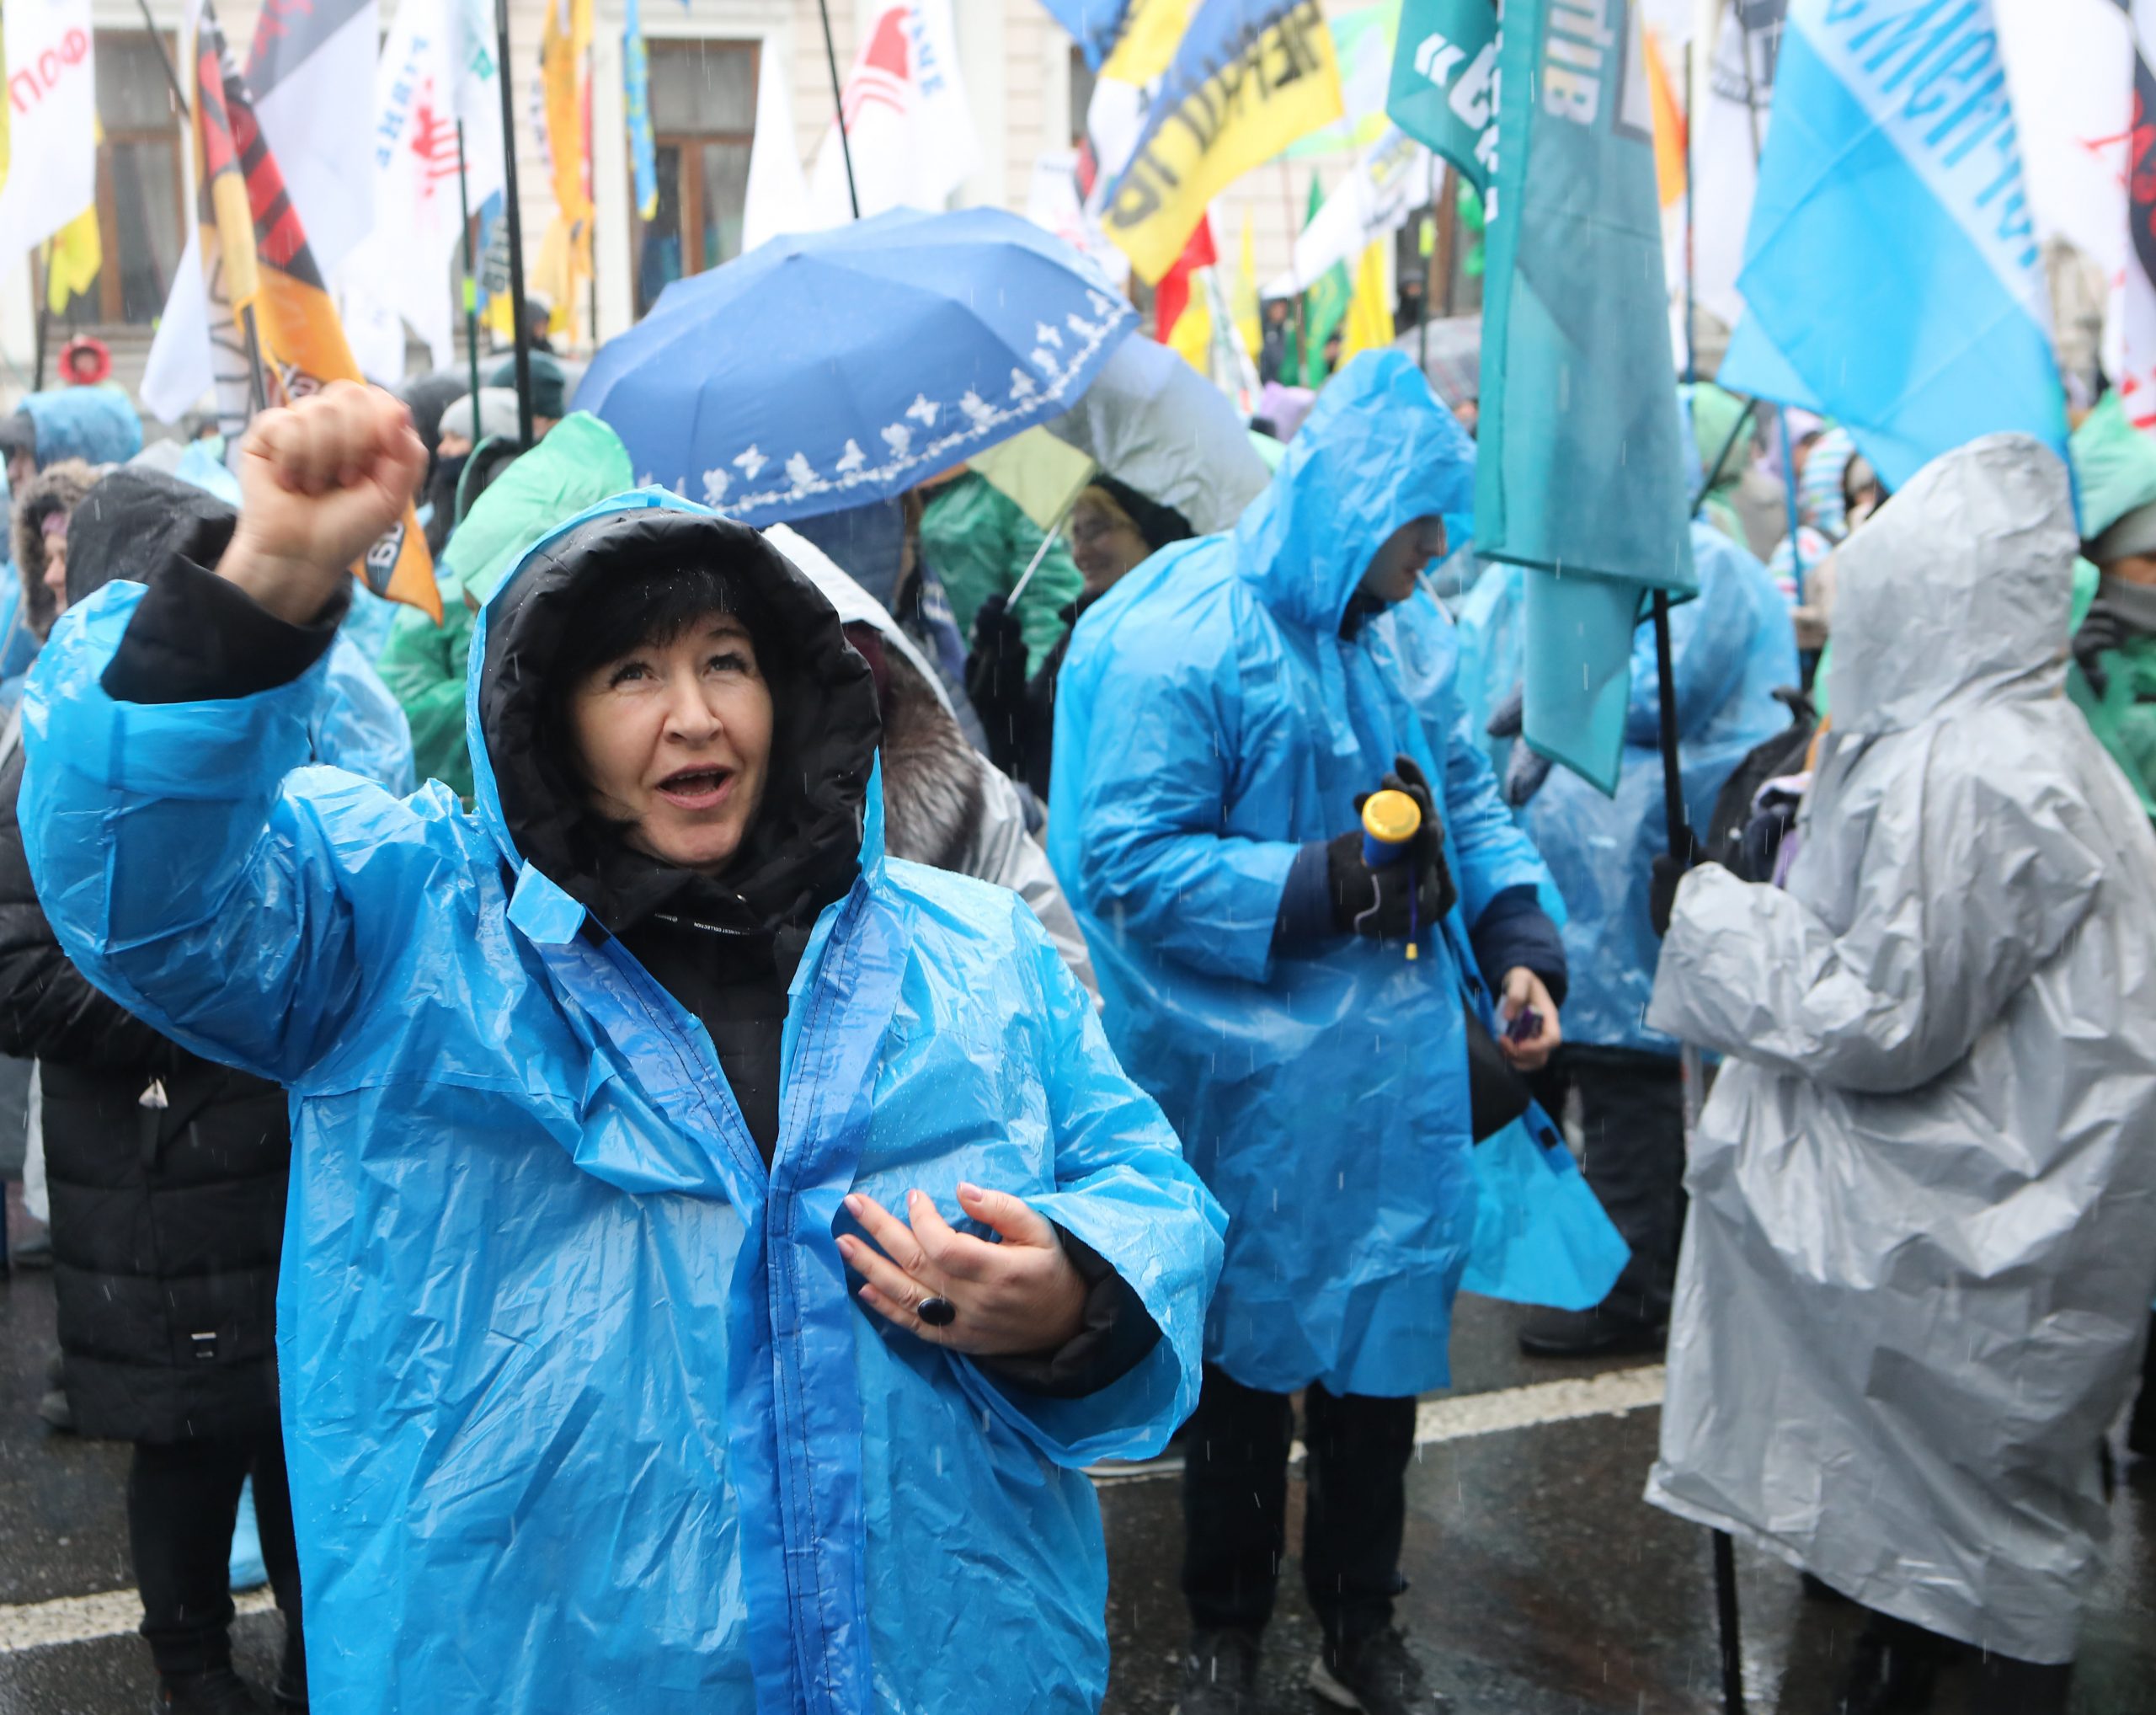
[1067,628,1299,984]
[966,898,1227,1464]
[21,576,429,1088]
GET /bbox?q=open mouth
[654,766,735,811]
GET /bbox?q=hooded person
[1646,435,2156,1715]
[424,389,527,556]
[918,465,1086,677]
[2066,391,2156,820]
[20,382,1224,1715]
[1050,352,1605,1715]
[967,474,1196,803]
[1682,382,1753,548]
[766,522,1097,996]
[1457,524,1798,1358]
[378,411,636,799]
[0,386,144,493]
[11,460,99,644]
[0,461,418,1714]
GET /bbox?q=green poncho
[2067,394,2156,817]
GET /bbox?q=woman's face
[567,613,774,874]
[40,516,69,619]
[1068,493,1152,596]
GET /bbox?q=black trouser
[1182,1365,1416,1646]
[128,1433,303,1680]
[1860,1608,2073,1715]
[1532,1044,1687,1326]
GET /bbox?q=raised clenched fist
[217,382,427,624]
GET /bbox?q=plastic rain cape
[19,489,1225,1714]
[1645,437,2156,1664]
[1050,353,1625,1398]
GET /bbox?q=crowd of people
[0,329,2151,1715]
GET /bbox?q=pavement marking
[0,1370,1669,1653]
[0,1585,276,1656]
[1089,1363,1668,1486]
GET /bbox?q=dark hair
[549,563,757,697]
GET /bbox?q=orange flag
[191,3,441,620]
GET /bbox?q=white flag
[1692,0,1784,332]
[739,33,809,254]
[344,0,506,371]
[1262,126,1431,298]
[0,0,96,266]
[805,0,980,227]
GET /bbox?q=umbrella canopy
[1393,315,1481,414]
[1043,334,1271,535]
[576,206,1136,527]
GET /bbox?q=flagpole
[815,0,861,220]
[1682,41,1695,384]
[494,0,536,444]
[1418,158,1438,374]
[239,304,269,416]
[456,122,484,445]
[135,0,189,114]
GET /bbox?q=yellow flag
[1166,271,1214,374]
[45,205,101,315]
[537,0,594,336]
[1233,216,1262,361]
[1337,239,1394,366]
[1100,0,1342,284]
[1099,0,1194,85]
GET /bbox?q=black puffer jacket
[1,471,296,1443]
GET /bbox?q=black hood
[478,505,882,938]
[66,467,238,608]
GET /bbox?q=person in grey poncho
[1645,435,2156,1715]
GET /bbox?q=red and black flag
[191,2,440,620]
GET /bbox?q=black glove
[1502,744,1553,808]
[1485,684,1524,740]
[1649,826,1705,938]
[964,593,1029,710]
[2073,604,2130,698]
[1328,754,1456,941]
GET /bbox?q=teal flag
[1385,0,1497,193]
[624,0,658,222]
[1475,0,1694,794]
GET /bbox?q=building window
[1068,46,1094,147]
[47,32,186,327]
[633,40,757,318]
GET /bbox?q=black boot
[1516,1303,1666,1358]
[1833,1612,1946,1715]
[1309,1625,1450,1714]
[271,1637,307,1711]
[1176,1626,1261,1715]
[1968,1651,2071,1715]
[149,1668,268,1715]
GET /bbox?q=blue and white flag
[1719,0,2068,491]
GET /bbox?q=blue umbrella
[576,206,1137,526]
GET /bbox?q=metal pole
[456,121,484,444]
[494,0,536,445]
[1418,156,1437,374]
[135,0,189,114]
[31,272,48,393]
[1713,1530,1747,1712]
[239,302,269,417]
[816,0,861,220]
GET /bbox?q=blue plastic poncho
[313,635,414,793]
[22,491,1223,1715]
[1454,523,1798,1053]
[20,386,143,468]
[1050,352,1620,1400]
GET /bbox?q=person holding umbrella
[21,382,1224,1715]
[1052,353,1572,1715]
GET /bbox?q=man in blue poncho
[1051,353,1570,1715]
[1456,526,1797,1357]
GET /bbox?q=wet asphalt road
[5,1180,2153,1714]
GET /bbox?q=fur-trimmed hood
[11,460,99,640]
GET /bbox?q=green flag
[1298,176,1353,387]
[1475,0,1694,794]
[1385,0,1497,194]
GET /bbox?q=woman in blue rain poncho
[1454,525,1796,1357]
[21,384,1223,1715]
[1051,353,1617,1715]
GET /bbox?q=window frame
[630,35,760,319]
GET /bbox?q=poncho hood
[1827,435,2076,736]
[1231,350,1474,636]
[470,491,882,938]
[20,387,142,469]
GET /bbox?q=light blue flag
[1475,0,1695,795]
[1718,0,2068,492]
[624,0,658,222]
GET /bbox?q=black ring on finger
[915,1296,957,1328]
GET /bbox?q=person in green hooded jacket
[376,413,633,799]
[917,467,1085,678]
[2067,393,2156,822]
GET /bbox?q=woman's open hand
[218,381,426,623]
[838,1183,1087,1357]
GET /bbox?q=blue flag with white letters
[1718,0,2069,491]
